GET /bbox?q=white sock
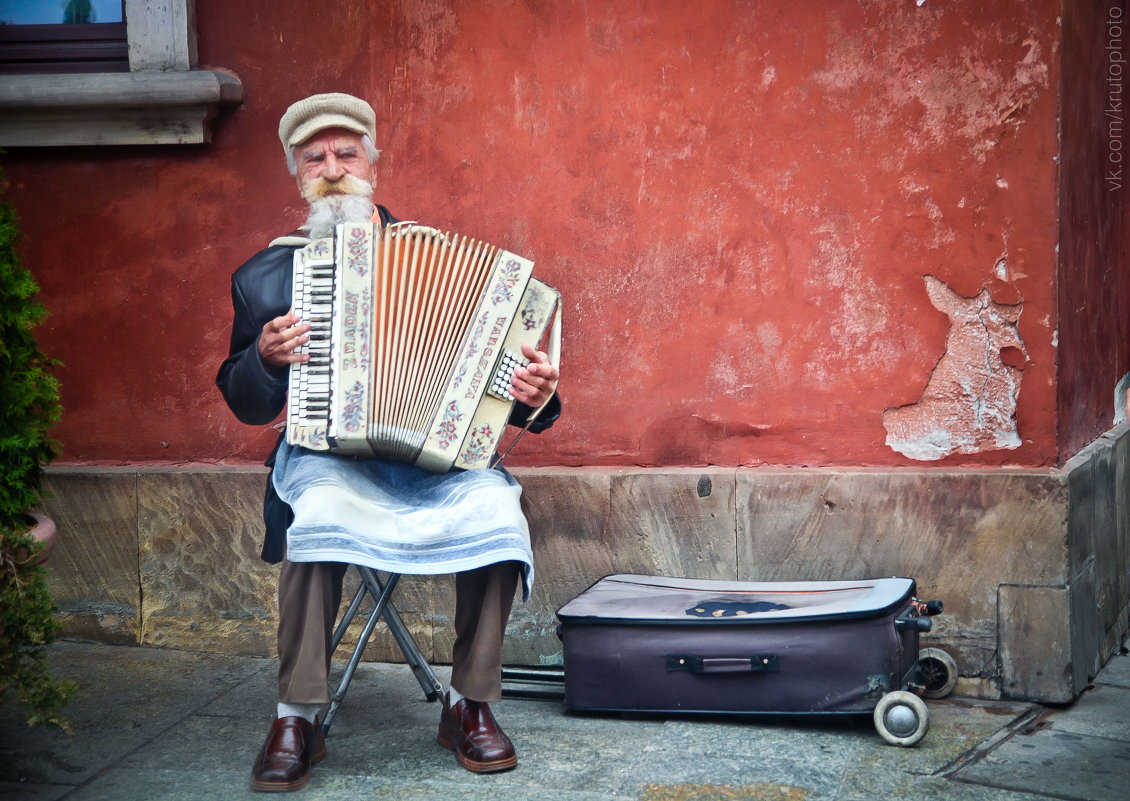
[447,686,464,704]
[277,702,321,723]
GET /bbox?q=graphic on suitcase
[556,574,944,746]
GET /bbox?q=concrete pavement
[1,640,1128,800]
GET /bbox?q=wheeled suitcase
[556,574,942,746]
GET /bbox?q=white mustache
[300,174,373,202]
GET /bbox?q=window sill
[0,69,243,147]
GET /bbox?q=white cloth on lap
[272,441,534,600]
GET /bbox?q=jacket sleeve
[507,392,562,433]
[215,268,290,425]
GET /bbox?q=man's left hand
[510,343,559,408]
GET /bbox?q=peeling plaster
[883,276,1027,461]
[812,16,1050,165]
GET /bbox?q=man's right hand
[258,312,311,369]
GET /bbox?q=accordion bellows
[286,221,561,472]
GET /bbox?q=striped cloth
[272,441,534,599]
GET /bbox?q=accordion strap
[268,228,312,248]
[490,300,563,469]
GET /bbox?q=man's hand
[511,343,559,408]
[258,312,311,369]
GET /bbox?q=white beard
[300,174,376,238]
[303,194,376,238]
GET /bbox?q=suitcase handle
[666,654,779,674]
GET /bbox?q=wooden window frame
[0,23,130,75]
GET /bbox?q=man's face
[294,127,375,197]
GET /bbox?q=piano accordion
[286,221,561,473]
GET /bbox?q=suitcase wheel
[917,647,959,699]
[873,690,930,747]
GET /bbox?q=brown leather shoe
[250,715,327,792]
[437,693,517,773]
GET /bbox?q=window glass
[1,1,124,25]
[0,1,128,75]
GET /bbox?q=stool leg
[322,572,400,734]
[357,569,445,702]
[331,582,367,654]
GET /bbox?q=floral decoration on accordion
[342,381,366,433]
[461,424,495,465]
[310,239,332,258]
[292,425,327,450]
[346,227,370,277]
[490,258,524,305]
[451,310,491,392]
[521,284,547,331]
[357,287,372,370]
[433,401,465,450]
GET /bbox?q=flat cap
[278,92,376,154]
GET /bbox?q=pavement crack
[932,705,1045,778]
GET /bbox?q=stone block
[137,468,278,656]
[1117,427,1130,607]
[1069,558,1102,691]
[504,468,615,665]
[1063,426,1130,683]
[40,468,141,644]
[1117,427,1130,597]
[1112,427,1130,658]
[1090,438,1123,636]
[606,469,738,579]
[1065,449,1097,582]
[737,469,1068,683]
[998,584,1073,702]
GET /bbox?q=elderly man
[216,92,560,792]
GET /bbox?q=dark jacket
[216,206,561,562]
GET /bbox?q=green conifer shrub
[0,161,74,730]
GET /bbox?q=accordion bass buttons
[487,349,529,401]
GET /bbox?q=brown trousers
[276,559,520,705]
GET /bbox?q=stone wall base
[40,424,1128,703]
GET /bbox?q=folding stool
[321,565,445,734]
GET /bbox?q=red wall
[3,0,1093,469]
[1058,0,1130,461]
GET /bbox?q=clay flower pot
[26,511,56,565]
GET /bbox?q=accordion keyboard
[290,259,336,429]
